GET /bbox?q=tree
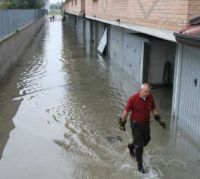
[29,0,45,8]
[0,0,12,9]
[50,2,62,10]
[9,0,45,9]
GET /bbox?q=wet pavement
[0,18,200,179]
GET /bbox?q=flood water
[0,18,200,179]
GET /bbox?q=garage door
[178,45,200,143]
[109,26,148,83]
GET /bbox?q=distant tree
[10,0,29,8]
[50,2,62,10]
[0,0,12,9]
[9,0,45,9]
[29,0,45,8]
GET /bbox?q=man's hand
[159,120,166,129]
[154,114,166,129]
[119,118,126,131]
[154,114,161,121]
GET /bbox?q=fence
[0,9,46,39]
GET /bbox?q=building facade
[63,0,200,146]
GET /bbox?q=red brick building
[64,0,200,38]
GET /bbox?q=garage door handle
[194,78,198,86]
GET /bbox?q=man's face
[140,88,150,98]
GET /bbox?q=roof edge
[174,33,200,48]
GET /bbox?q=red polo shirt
[125,92,156,123]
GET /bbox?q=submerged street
[0,18,199,179]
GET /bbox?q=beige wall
[85,0,191,32]
[64,0,200,32]
[188,0,200,20]
[64,0,85,15]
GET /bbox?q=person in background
[119,83,166,173]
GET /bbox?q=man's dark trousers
[129,120,151,163]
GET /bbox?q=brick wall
[64,0,85,15]
[85,0,198,32]
[188,0,200,20]
[65,0,200,32]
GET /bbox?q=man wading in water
[119,83,166,173]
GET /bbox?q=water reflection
[0,97,20,160]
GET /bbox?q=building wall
[64,0,85,15]
[97,22,105,45]
[81,0,85,11]
[85,0,200,32]
[76,16,85,33]
[65,14,99,51]
[188,0,200,20]
[67,13,77,27]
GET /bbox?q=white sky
[50,0,63,4]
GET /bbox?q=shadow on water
[0,97,20,159]
[0,25,46,160]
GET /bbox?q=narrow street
[0,18,199,179]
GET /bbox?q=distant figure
[50,16,52,22]
[52,15,55,21]
[119,83,166,173]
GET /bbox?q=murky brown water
[0,18,199,179]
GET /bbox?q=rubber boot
[138,161,145,173]
[128,144,135,158]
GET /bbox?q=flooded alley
[0,18,199,179]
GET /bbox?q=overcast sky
[50,0,63,4]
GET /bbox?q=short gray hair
[141,83,150,90]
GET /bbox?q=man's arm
[121,110,129,122]
[119,96,133,131]
[152,109,158,116]
[119,110,129,131]
[152,109,166,129]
